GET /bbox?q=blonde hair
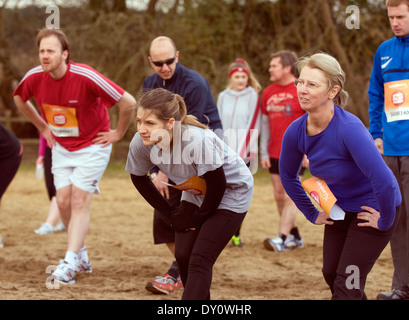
[137,88,208,129]
[297,53,349,108]
[227,58,262,93]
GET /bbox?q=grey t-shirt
[126,125,253,213]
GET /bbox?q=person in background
[368,0,409,300]
[34,134,65,235]
[260,51,306,252]
[142,36,223,294]
[217,58,261,247]
[0,122,23,248]
[280,52,401,300]
[13,28,135,285]
[126,88,253,300]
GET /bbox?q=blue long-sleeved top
[143,64,223,131]
[368,35,409,156]
[279,105,401,231]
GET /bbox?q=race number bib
[43,104,79,137]
[384,80,409,122]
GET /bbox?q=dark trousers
[0,154,22,200]
[384,156,409,290]
[175,209,246,300]
[322,209,398,300]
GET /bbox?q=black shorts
[268,157,305,176]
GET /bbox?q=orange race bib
[302,176,345,220]
[161,176,207,196]
[43,104,79,137]
[384,80,409,123]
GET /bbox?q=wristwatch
[150,172,157,180]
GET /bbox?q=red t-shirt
[14,62,125,151]
[261,82,305,158]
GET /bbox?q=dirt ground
[0,161,395,301]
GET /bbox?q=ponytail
[175,95,208,129]
[137,88,208,129]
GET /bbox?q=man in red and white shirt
[260,50,306,253]
[13,29,136,285]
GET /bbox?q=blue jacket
[143,64,223,131]
[368,35,409,156]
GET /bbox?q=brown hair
[386,0,409,7]
[271,50,298,77]
[36,28,70,63]
[137,88,208,130]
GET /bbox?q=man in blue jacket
[142,36,222,295]
[368,0,409,300]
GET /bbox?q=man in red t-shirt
[260,50,306,252]
[13,29,136,285]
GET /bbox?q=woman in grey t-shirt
[126,88,253,300]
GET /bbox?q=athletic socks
[79,246,89,262]
[279,228,301,242]
[64,250,79,268]
[166,260,179,282]
[64,246,89,268]
[278,233,287,242]
[290,227,301,240]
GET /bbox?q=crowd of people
[0,0,408,300]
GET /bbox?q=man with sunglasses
[142,36,222,295]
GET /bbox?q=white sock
[64,250,79,268]
[79,246,89,262]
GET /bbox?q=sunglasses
[151,57,176,67]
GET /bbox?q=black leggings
[0,154,22,200]
[175,209,246,300]
[322,209,399,300]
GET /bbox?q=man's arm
[93,91,136,147]
[13,95,55,147]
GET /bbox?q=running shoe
[59,258,92,273]
[174,276,183,290]
[284,234,304,249]
[145,273,181,295]
[377,286,409,300]
[51,261,76,285]
[53,221,66,232]
[264,236,286,252]
[34,223,53,235]
[76,260,92,273]
[231,235,243,247]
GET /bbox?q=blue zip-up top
[143,64,223,131]
[368,35,409,156]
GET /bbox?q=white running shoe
[34,223,53,235]
[59,258,92,273]
[76,260,92,273]
[52,261,76,285]
[53,221,66,232]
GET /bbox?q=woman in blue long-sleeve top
[279,53,401,300]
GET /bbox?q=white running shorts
[51,142,112,194]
